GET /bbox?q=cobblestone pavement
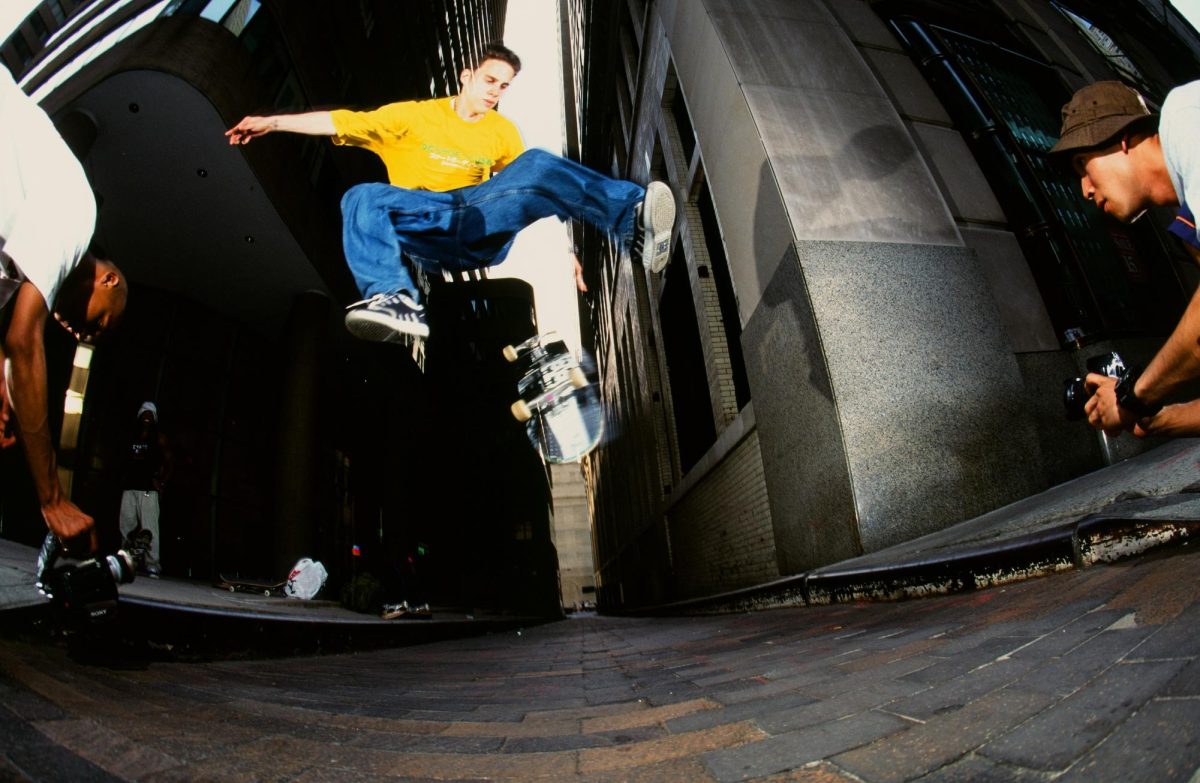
[3,546,1200,782]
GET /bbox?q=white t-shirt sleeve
[0,66,96,310]
[1161,81,1200,245]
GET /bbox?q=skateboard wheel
[512,399,533,422]
[502,345,519,362]
[569,367,588,389]
[227,586,235,592]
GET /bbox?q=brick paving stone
[1133,602,1200,659]
[1101,553,1200,628]
[1163,658,1200,698]
[909,753,1051,782]
[1053,698,1200,782]
[916,631,1038,661]
[886,657,1040,722]
[31,718,179,780]
[757,679,928,734]
[702,710,910,782]
[579,755,719,782]
[0,706,126,783]
[583,685,645,705]
[0,673,68,722]
[665,690,820,733]
[1006,608,1134,660]
[1004,625,1157,698]
[714,671,849,706]
[577,721,766,774]
[833,688,1056,783]
[980,659,1189,771]
[580,697,719,732]
[139,736,323,783]
[292,768,446,783]
[814,655,942,696]
[326,743,579,780]
[751,761,865,782]
[898,637,1035,684]
[500,725,666,753]
[348,732,505,754]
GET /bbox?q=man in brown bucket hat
[1049,79,1200,438]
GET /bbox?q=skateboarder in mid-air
[226,41,676,342]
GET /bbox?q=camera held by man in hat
[118,402,171,577]
[1049,78,1200,439]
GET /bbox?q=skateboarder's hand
[0,388,14,449]
[226,116,273,145]
[572,254,587,293]
[42,498,97,557]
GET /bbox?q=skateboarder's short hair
[475,42,521,75]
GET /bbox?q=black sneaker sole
[345,312,430,341]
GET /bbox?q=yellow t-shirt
[330,98,524,191]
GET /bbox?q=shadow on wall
[745,158,861,573]
[768,120,945,244]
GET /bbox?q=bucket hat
[1048,81,1156,159]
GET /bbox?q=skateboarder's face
[457,59,516,117]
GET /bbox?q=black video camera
[1063,351,1126,421]
[36,533,136,625]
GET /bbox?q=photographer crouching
[1050,80,1200,438]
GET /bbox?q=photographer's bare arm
[225,111,336,145]
[1133,398,1200,438]
[1085,286,1200,434]
[2,281,97,552]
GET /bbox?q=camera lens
[106,550,136,585]
[1063,377,1088,420]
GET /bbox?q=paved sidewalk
[2,439,1199,780]
[1,544,1198,781]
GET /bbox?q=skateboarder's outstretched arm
[225,111,336,145]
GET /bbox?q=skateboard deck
[216,574,285,597]
[504,332,603,463]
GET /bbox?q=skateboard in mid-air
[216,574,285,597]
[503,332,603,463]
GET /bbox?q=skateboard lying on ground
[216,574,285,597]
[503,332,603,463]
[382,601,432,620]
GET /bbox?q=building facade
[566,0,1200,610]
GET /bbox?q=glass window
[12,34,33,68]
[888,16,1184,343]
[27,11,49,43]
[47,1,67,25]
[221,0,262,37]
[660,245,716,472]
[199,0,238,23]
[1053,3,1151,95]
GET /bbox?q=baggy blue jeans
[340,149,645,299]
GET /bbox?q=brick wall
[667,430,778,598]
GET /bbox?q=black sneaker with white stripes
[344,291,429,342]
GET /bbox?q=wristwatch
[1114,368,1162,419]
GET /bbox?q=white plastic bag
[285,558,328,599]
